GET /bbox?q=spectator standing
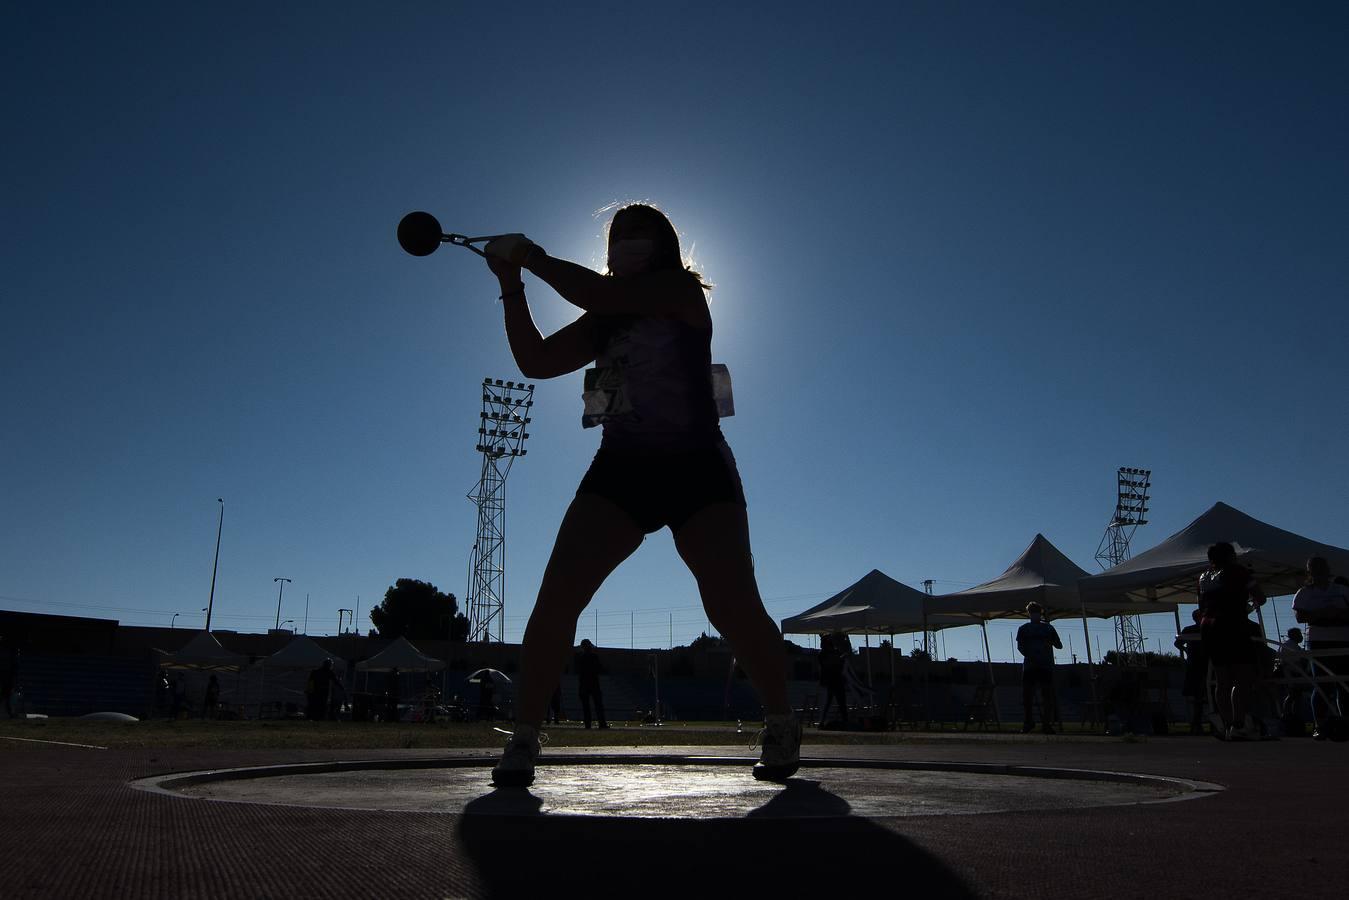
[0,635,16,719]
[169,674,184,720]
[547,684,564,724]
[817,634,849,727]
[386,666,401,723]
[1175,609,1209,734]
[203,674,220,719]
[575,640,609,729]
[154,669,171,719]
[1016,602,1062,734]
[306,659,341,721]
[1292,557,1349,740]
[1198,542,1266,741]
[1278,627,1309,736]
[476,669,497,722]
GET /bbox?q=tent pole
[889,632,895,685]
[865,632,873,688]
[980,621,1001,728]
[1079,598,1100,731]
[922,608,932,727]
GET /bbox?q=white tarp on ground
[1078,501,1349,605]
[355,636,445,672]
[265,636,345,670]
[929,533,1177,620]
[156,630,250,671]
[781,569,967,635]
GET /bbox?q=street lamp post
[171,613,179,630]
[280,619,295,632]
[273,577,292,630]
[338,608,352,635]
[205,498,224,632]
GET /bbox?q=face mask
[607,238,654,276]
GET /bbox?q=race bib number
[582,364,633,428]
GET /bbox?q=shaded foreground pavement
[1,735,1345,898]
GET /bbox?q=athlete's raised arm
[485,234,709,328]
[490,255,599,379]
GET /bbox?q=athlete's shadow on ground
[457,778,975,898]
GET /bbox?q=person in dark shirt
[306,658,341,721]
[575,640,609,729]
[817,634,849,727]
[1016,602,1062,734]
[386,666,401,723]
[476,670,497,722]
[1198,542,1266,740]
[169,674,184,720]
[0,636,17,719]
[203,674,220,720]
[1174,609,1209,734]
[547,684,564,724]
[1277,627,1309,737]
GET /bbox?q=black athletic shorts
[1202,619,1259,667]
[576,440,747,534]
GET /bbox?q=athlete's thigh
[673,501,756,587]
[539,492,645,597]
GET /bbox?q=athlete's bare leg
[515,493,644,727]
[675,502,790,715]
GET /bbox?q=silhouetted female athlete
[482,204,799,786]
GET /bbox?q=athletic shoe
[491,724,546,787]
[1241,715,1263,742]
[1207,713,1227,738]
[752,712,801,782]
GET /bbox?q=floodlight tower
[465,378,535,643]
[1095,467,1152,664]
[921,579,939,658]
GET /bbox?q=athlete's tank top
[582,314,727,450]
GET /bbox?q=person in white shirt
[1277,627,1309,735]
[1291,557,1349,740]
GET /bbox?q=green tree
[369,578,469,641]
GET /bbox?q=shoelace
[493,726,549,747]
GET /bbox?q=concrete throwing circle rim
[129,755,1224,820]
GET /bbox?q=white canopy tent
[355,636,445,673]
[782,569,966,703]
[155,631,251,717]
[355,637,448,715]
[1078,501,1349,606]
[781,569,966,638]
[927,534,1180,723]
[933,533,1177,621]
[265,636,345,670]
[258,636,347,717]
[156,630,250,671]
[931,532,1177,668]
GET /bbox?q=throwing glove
[484,234,543,268]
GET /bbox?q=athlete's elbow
[515,359,548,380]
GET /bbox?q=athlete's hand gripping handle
[485,234,544,269]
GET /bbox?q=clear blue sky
[3,3,1346,663]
